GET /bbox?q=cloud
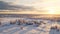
[0,1,34,11]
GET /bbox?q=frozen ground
[0,23,60,34]
[0,18,60,34]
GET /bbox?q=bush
[26,23,33,25]
[51,26,57,29]
[17,19,25,25]
[0,22,1,25]
[10,21,16,24]
[17,19,28,25]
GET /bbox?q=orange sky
[0,10,60,14]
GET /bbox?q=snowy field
[0,18,60,34]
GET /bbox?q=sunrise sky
[0,0,60,14]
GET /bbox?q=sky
[0,0,60,14]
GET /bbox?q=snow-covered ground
[0,18,60,34]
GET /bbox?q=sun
[48,9,55,14]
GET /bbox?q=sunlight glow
[48,8,55,14]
